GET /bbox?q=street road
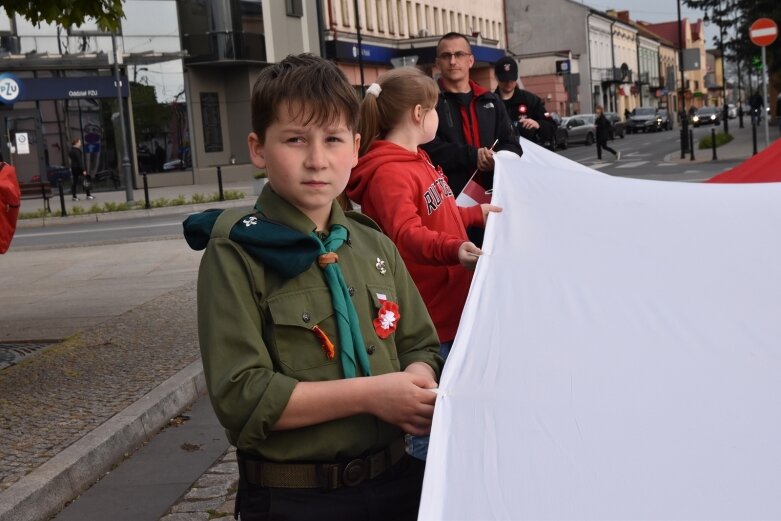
[13,211,195,249]
[556,123,741,182]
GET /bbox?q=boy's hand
[480,203,502,223]
[368,372,438,436]
[458,241,482,270]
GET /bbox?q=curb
[16,198,256,230]
[0,360,206,521]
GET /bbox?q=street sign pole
[749,17,777,148]
[761,45,769,148]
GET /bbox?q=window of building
[415,3,421,35]
[458,13,463,33]
[387,0,395,34]
[200,92,223,153]
[376,0,385,33]
[285,0,303,17]
[364,0,373,30]
[0,8,13,33]
[397,0,404,35]
[406,1,413,37]
[450,12,456,33]
[341,0,350,28]
[433,7,440,34]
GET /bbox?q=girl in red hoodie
[347,67,500,362]
[347,68,500,461]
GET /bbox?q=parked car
[541,111,569,150]
[603,112,626,139]
[692,106,721,127]
[626,107,668,133]
[657,109,672,130]
[561,115,596,146]
[46,165,71,185]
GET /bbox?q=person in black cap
[494,56,556,149]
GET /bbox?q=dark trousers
[596,140,617,160]
[235,455,425,521]
[70,171,91,197]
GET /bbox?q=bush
[698,132,733,150]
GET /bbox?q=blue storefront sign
[326,39,506,67]
[0,76,129,102]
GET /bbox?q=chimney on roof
[617,11,630,22]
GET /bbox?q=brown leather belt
[239,438,406,490]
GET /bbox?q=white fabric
[419,144,781,520]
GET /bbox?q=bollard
[142,172,151,209]
[57,180,66,216]
[216,165,225,201]
[711,128,717,160]
[689,129,695,161]
[680,128,687,159]
[752,121,758,156]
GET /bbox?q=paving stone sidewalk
[159,448,239,521]
[0,280,200,493]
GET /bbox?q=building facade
[0,0,186,186]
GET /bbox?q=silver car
[561,115,596,146]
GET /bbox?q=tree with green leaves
[684,0,779,95]
[1,0,125,32]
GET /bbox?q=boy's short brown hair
[250,53,360,142]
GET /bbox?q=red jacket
[347,141,484,342]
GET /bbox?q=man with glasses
[421,32,521,244]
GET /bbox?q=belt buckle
[342,458,367,487]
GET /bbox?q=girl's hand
[480,204,503,223]
[458,241,482,270]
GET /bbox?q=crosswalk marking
[590,162,613,169]
[615,161,649,169]
[658,163,677,167]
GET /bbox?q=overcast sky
[580,0,721,48]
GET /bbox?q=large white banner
[419,142,781,520]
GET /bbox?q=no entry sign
[749,18,778,47]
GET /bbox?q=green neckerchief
[183,201,372,379]
[311,225,372,379]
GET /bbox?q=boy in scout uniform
[185,53,442,520]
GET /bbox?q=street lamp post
[719,18,728,134]
[112,32,134,203]
[677,0,689,158]
[705,5,730,135]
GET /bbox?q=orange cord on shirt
[311,325,335,360]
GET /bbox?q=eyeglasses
[437,51,472,61]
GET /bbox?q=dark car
[46,165,71,185]
[692,106,721,127]
[657,109,672,130]
[542,111,569,150]
[626,107,667,133]
[604,112,626,139]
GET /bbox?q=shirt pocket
[266,287,340,376]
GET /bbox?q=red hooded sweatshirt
[347,141,484,342]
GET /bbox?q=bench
[19,181,52,212]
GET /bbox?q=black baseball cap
[494,57,518,82]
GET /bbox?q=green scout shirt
[197,185,443,462]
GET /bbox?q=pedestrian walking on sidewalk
[186,54,442,521]
[68,138,94,201]
[595,105,620,161]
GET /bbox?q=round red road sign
[749,18,778,47]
